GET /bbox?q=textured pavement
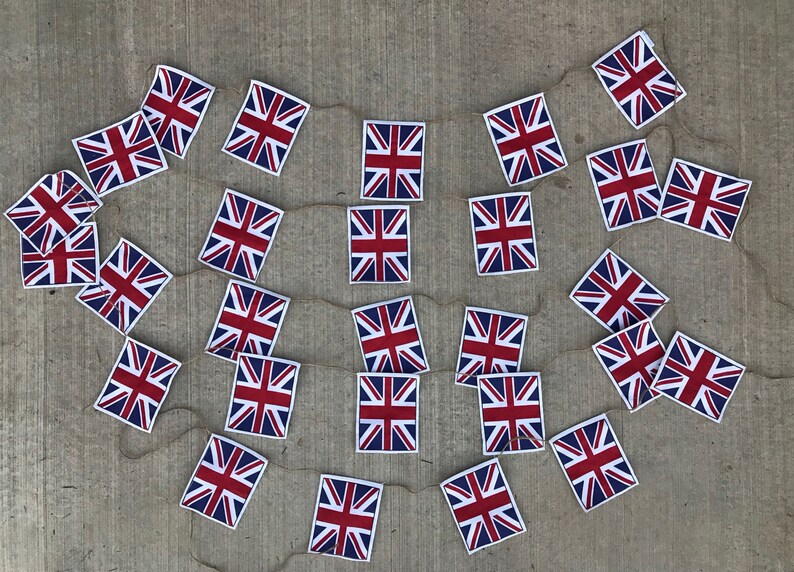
[1,1,792,570]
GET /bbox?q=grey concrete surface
[1,1,792,570]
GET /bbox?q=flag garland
[4,31,752,560]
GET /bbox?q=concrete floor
[1,1,792,570]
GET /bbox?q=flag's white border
[205,278,291,363]
[592,319,664,412]
[477,372,545,455]
[75,237,173,335]
[179,433,268,530]
[141,64,216,159]
[307,474,384,562]
[71,111,169,196]
[549,412,639,513]
[5,170,103,255]
[223,353,301,439]
[467,191,539,276]
[221,80,310,176]
[359,119,426,202]
[197,188,284,282]
[482,92,568,187]
[591,30,687,130]
[454,305,528,387]
[93,337,182,433]
[650,331,746,423]
[350,295,430,374]
[20,222,100,289]
[347,204,411,284]
[568,248,669,333]
[439,458,526,555]
[657,158,752,242]
[355,372,420,454]
[585,139,662,232]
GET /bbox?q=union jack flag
[348,205,410,283]
[440,459,525,554]
[225,355,300,439]
[593,30,686,129]
[652,332,745,423]
[351,296,428,374]
[20,223,98,289]
[93,338,181,432]
[478,373,544,455]
[587,140,661,231]
[483,93,567,186]
[141,65,215,158]
[72,111,168,196]
[180,434,267,529]
[360,120,425,200]
[468,192,537,275]
[455,307,527,387]
[659,159,751,242]
[5,170,102,255]
[551,413,638,512]
[198,188,283,281]
[222,80,309,175]
[308,475,383,562]
[206,280,290,363]
[593,320,663,411]
[570,249,668,333]
[356,374,419,453]
[76,238,172,334]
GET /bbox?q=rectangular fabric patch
[468,191,538,275]
[5,170,102,255]
[478,373,544,455]
[351,296,429,374]
[592,30,686,129]
[205,279,290,363]
[222,80,309,176]
[652,331,745,423]
[75,238,172,334]
[93,337,181,432]
[225,354,300,439]
[72,111,168,196]
[586,139,661,231]
[308,474,383,562]
[440,458,525,554]
[356,373,419,453]
[360,120,425,200]
[483,93,567,186]
[180,434,267,530]
[141,65,215,158]
[550,413,638,512]
[570,249,668,333]
[455,306,527,387]
[198,188,283,282]
[348,205,410,283]
[20,222,99,289]
[658,159,751,242]
[593,319,663,411]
